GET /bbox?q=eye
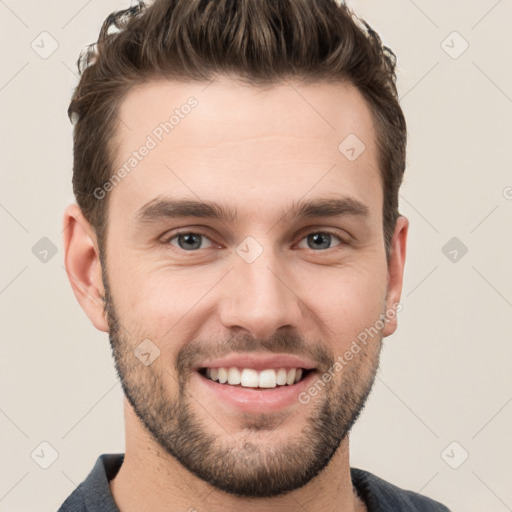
[163,229,347,253]
[297,231,344,251]
[166,231,214,251]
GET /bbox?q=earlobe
[62,204,109,332]
[382,215,408,338]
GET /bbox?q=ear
[382,215,408,337]
[62,204,109,332]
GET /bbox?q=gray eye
[169,233,212,251]
[298,232,342,251]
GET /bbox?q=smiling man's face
[76,76,407,497]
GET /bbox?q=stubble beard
[101,271,383,498]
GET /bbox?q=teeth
[218,367,228,383]
[203,367,306,388]
[227,367,241,385]
[276,368,287,385]
[258,369,277,388]
[240,369,259,387]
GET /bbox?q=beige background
[1,1,511,511]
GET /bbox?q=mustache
[176,331,334,374]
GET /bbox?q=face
[81,77,406,497]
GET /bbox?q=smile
[199,367,311,389]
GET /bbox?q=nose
[218,244,303,340]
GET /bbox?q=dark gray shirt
[57,453,451,511]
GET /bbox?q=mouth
[197,366,314,389]
[191,353,318,412]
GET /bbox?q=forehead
[108,77,382,225]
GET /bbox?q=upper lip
[195,353,317,371]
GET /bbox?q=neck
[110,399,366,512]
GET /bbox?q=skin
[63,76,408,512]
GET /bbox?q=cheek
[108,244,388,348]
[111,265,216,339]
[308,263,388,344]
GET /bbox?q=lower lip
[192,370,316,413]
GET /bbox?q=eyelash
[162,229,348,252]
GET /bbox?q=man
[58,0,450,510]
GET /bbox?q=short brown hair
[68,0,406,257]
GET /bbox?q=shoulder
[351,467,451,512]
[57,482,86,512]
[57,454,124,512]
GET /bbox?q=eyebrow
[135,196,370,224]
